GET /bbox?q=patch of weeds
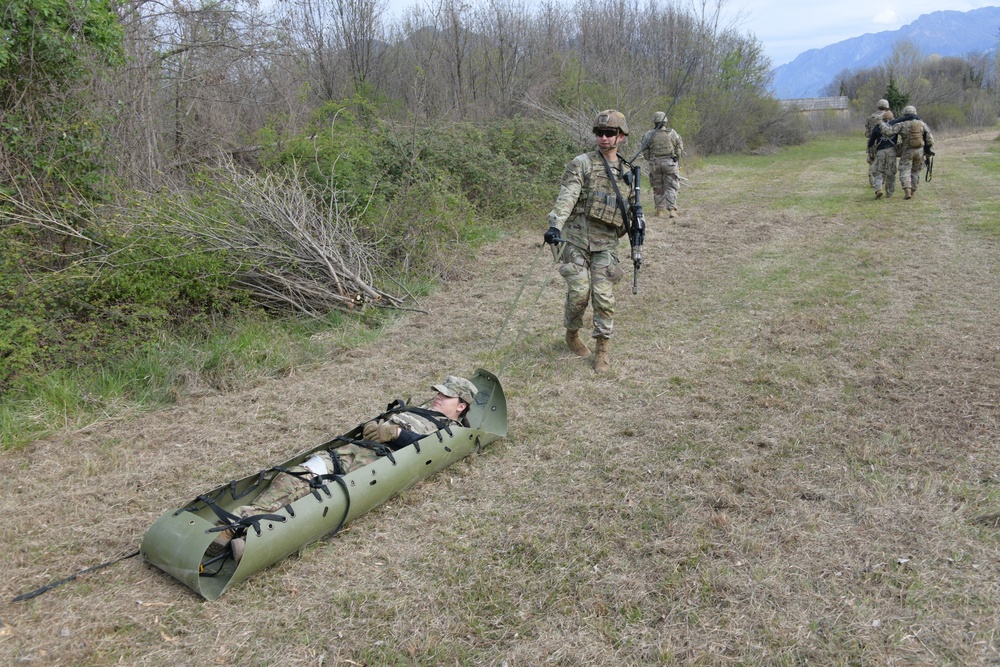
[964,210,1000,236]
[0,405,48,450]
[351,646,415,666]
[667,375,694,394]
[636,498,681,533]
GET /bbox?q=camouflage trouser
[873,148,897,197]
[559,244,623,338]
[236,447,375,517]
[898,148,923,192]
[649,157,680,211]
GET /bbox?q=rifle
[627,165,647,295]
[924,147,934,182]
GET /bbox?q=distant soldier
[880,105,934,200]
[640,111,684,219]
[864,99,891,187]
[543,110,634,373]
[868,110,897,199]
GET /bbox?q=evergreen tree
[885,76,909,116]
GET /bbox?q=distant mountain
[771,7,1000,99]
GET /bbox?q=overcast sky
[720,0,999,66]
[381,0,998,69]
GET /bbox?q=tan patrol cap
[431,375,478,404]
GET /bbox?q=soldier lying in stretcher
[206,375,478,561]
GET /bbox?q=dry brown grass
[2,131,998,666]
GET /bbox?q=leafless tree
[473,0,530,116]
[105,0,297,188]
[331,0,388,94]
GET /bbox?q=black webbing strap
[330,436,400,463]
[309,404,455,457]
[383,406,457,444]
[197,493,286,537]
[227,469,273,502]
[175,469,272,518]
[12,549,140,602]
[316,473,352,542]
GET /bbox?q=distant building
[779,96,851,132]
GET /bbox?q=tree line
[2,0,795,204]
[824,40,1000,128]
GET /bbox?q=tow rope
[12,549,140,602]
[485,240,560,376]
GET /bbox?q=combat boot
[206,528,234,557]
[903,187,912,200]
[594,337,610,373]
[565,329,591,357]
[655,208,665,218]
[669,208,678,219]
[875,188,883,199]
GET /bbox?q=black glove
[544,226,561,245]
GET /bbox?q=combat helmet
[653,111,667,125]
[876,99,889,110]
[903,105,917,116]
[594,109,629,136]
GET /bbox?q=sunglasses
[594,129,620,138]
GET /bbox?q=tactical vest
[647,128,679,159]
[571,152,629,232]
[905,120,924,148]
[864,112,883,138]
[389,411,456,436]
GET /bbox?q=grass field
[2,130,998,666]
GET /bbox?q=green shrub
[0,211,248,396]
[918,103,967,130]
[378,177,486,280]
[258,107,578,273]
[1,0,124,204]
[258,103,391,214]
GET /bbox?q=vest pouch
[908,122,924,149]
[585,189,626,230]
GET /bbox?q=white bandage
[302,453,329,477]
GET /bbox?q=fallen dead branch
[129,160,411,315]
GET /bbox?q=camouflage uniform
[868,110,897,198]
[641,114,683,215]
[547,150,631,338]
[865,100,890,186]
[880,106,934,198]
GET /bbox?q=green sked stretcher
[141,369,506,600]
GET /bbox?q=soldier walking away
[543,110,634,374]
[865,99,891,187]
[868,109,897,199]
[879,105,934,200]
[640,111,684,219]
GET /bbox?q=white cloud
[873,10,899,25]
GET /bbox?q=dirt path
[2,130,997,666]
